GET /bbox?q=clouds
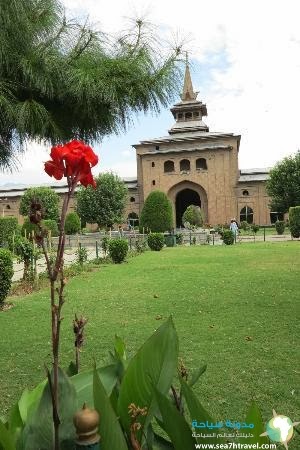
[1,0,300,185]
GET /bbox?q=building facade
[0,66,278,227]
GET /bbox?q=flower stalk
[31,140,98,450]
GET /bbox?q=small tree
[19,187,60,221]
[140,191,173,232]
[289,206,300,238]
[65,212,81,235]
[182,205,204,228]
[77,173,127,228]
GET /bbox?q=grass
[1,243,300,433]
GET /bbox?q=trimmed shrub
[65,212,81,235]
[251,224,260,234]
[289,206,300,238]
[0,249,13,305]
[140,191,173,232]
[108,239,128,263]
[148,233,164,251]
[182,205,204,228]
[0,217,19,248]
[275,220,285,235]
[222,229,234,245]
[43,219,59,237]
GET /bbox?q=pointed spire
[181,52,197,101]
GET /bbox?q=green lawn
[1,243,300,429]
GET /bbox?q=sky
[1,0,300,186]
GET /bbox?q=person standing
[230,219,239,242]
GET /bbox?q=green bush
[76,246,88,265]
[0,217,19,248]
[289,206,300,238]
[108,238,128,263]
[176,233,183,244]
[240,220,250,231]
[275,220,285,235]
[43,219,59,237]
[251,224,260,234]
[65,212,81,235]
[222,229,235,245]
[182,205,204,228]
[0,249,13,305]
[21,217,38,238]
[148,233,164,251]
[14,236,36,281]
[22,217,59,238]
[140,190,173,232]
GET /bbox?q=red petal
[44,161,64,180]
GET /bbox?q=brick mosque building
[0,65,280,228]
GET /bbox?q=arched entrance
[175,189,201,227]
[168,181,208,228]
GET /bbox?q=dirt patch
[0,303,14,312]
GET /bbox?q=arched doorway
[175,189,201,227]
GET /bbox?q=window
[164,160,175,173]
[270,212,284,223]
[130,197,135,203]
[193,111,199,117]
[178,113,183,119]
[151,162,155,167]
[196,158,207,170]
[155,145,159,150]
[185,112,192,119]
[128,212,139,227]
[180,159,190,171]
[152,180,156,186]
[242,190,249,196]
[6,205,11,209]
[240,206,254,224]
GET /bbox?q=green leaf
[18,368,77,450]
[8,403,23,444]
[188,364,207,387]
[117,317,179,438]
[17,380,46,424]
[0,421,15,450]
[180,379,223,444]
[93,367,128,450]
[241,402,269,445]
[155,389,196,450]
[152,431,174,449]
[114,335,126,360]
[71,364,119,409]
[66,361,78,377]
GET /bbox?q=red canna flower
[44,140,98,188]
